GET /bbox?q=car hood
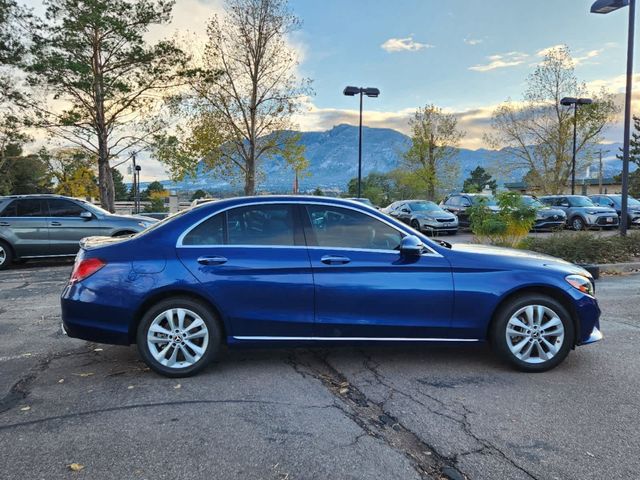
[448,243,591,277]
[104,213,158,223]
[582,207,616,215]
[416,211,456,219]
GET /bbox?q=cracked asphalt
[1,260,639,480]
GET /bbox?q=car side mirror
[80,211,93,220]
[399,235,424,256]
[401,208,410,213]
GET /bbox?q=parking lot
[0,259,639,480]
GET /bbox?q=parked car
[440,193,499,228]
[385,200,458,235]
[345,197,377,209]
[538,195,618,230]
[61,195,601,377]
[521,196,566,231]
[589,194,640,227]
[0,194,157,270]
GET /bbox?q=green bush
[469,191,537,247]
[521,231,640,264]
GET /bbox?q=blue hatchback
[61,196,602,377]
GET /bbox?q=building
[504,177,622,196]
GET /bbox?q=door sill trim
[232,336,479,342]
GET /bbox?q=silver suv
[0,194,157,269]
[539,195,619,230]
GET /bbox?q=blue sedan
[61,196,602,377]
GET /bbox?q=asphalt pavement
[0,260,638,480]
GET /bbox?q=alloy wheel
[146,308,209,369]
[0,246,5,266]
[505,305,565,364]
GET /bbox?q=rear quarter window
[0,200,17,217]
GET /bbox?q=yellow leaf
[73,372,94,377]
[20,406,31,411]
[174,383,181,389]
[68,463,85,472]
[339,388,349,395]
[58,379,65,384]
[127,385,134,390]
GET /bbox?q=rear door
[0,199,49,257]
[176,203,315,338]
[46,198,111,255]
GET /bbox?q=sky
[21,0,640,180]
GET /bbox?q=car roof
[0,194,78,200]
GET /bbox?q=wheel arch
[0,237,16,259]
[129,289,229,344]
[486,285,581,347]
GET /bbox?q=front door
[46,198,110,255]
[177,203,314,339]
[302,204,454,339]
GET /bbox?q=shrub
[521,231,640,264]
[469,191,537,247]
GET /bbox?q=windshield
[522,196,543,208]
[609,195,640,207]
[409,201,441,212]
[471,195,498,206]
[79,200,114,216]
[568,197,595,207]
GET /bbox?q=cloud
[469,51,529,72]
[464,38,483,46]
[381,36,434,53]
[535,44,566,57]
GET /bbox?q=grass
[520,231,640,264]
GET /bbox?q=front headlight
[565,274,595,297]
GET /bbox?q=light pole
[343,86,380,198]
[591,0,636,236]
[560,97,593,195]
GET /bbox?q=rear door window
[16,199,45,217]
[227,205,296,246]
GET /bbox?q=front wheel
[410,220,422,232]
[490,295,574,372]
[137,297,222,377]
[571,216,586,231]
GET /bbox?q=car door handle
[50,221,62,226]
[197,255,228,265]
[320,255,351,265]
[0,222,9,226]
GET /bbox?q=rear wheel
[137,297,222,377]
[491,294,574,372]
[0,241,13,271]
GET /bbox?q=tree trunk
[244,156,255,195]
[97,134,114,211]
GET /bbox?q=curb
[596,262,640,275]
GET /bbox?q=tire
[490,294,575,373]
[0,241,13,271]
[571,216,586,231]
[136,297,222,378]
[410,220,422,232]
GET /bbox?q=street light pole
[343,86,380,199]
[358,90,363,198]
[620,0,636,236]
[591,0,636,235]
[571,103,578,195]
[560,97,593,195]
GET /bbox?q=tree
[463,166,497,193]
[191,189,208,201]
[112,168,129,201]
[43,147,99,198]
[403,104,464,200]
[281,134,309,193]
[347,172,395,206]
[312,187,323,196]
[0,147,51,195]
[487,46,618,194]
[25,0,189,212]
[142,180,166,200]
[0,0,25,66]
[618,115,640,167]
[155,0,311,195]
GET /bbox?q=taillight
[70,257,106,284]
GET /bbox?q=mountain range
[147,124,628,193]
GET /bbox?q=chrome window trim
[232,336,478,342]
[176,199,441,256]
